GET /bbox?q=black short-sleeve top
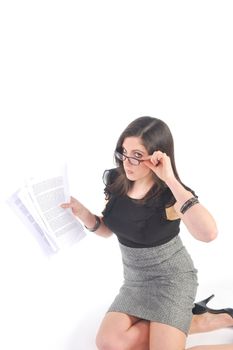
[102,168,197,248]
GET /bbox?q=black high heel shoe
[192,294,233,318]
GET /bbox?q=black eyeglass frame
[114,150,146,166]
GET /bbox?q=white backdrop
[1,1,233,349]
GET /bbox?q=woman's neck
[127,177,155,199]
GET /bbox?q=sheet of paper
[8,165,86,254]
[8,191,56,254]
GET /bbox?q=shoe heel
[192,294,215,315]
[199,294,215,307]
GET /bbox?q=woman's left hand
[143,151,175,184]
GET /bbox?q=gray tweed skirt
[108,235,198,335]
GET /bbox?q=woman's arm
[166,177,218,242]
[61,197,113,238]
[144,151,218,242]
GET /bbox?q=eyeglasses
[115,151,145,166]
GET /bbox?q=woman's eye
[134,152,142,158]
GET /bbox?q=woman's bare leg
[187,313,233,350]
[189,313,233,334]
[96,311,233,350]
[96,312,149,350]
[149,322,233,350]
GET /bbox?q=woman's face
[121,137,152,182]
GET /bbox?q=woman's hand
[61,196,113,238]
[60,196,82,216]
[143,151,176,184]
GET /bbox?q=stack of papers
[8,168,86,254]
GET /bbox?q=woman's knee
[96,331,126,350]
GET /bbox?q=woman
[61,117,233,349]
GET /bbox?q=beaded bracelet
[180,197,199,215]
[84,215,101,232]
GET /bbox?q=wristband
[84,215,101,232]
[180,197,199,215]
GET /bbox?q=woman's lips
[125,169,134,174]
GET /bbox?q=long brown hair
[105,116,181,203]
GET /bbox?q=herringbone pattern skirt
[108,235,198,334]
